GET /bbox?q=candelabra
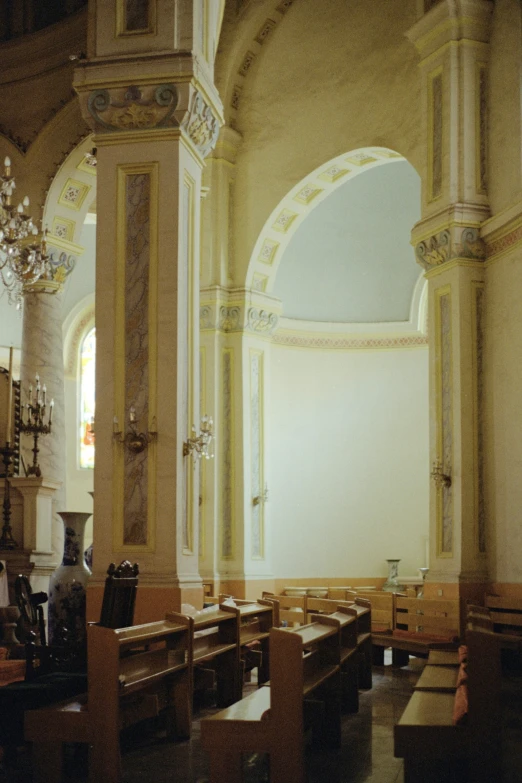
[430,460,451,489]
[0,442,17,550]
[183,415,214,460]
[19,375,53,477]
[0,157,50,308]
[253,484,269,506]
[113,407,157,454]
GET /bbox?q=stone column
[73,0,223,621]
[20,278,66,582]
[407,0,493,600]
[199,287,280,599]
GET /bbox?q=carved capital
[84,83,179,133]
[181,91,220,158]
[219,306,241,333]
[416,225,486,271]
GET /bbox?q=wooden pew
[168,606,241,708]
[201,617,342,783]
[395,625,517,783]
[261,591,306,626]
[373,596,460,667]
[25,616,192,783]
[485,594,522,636]
[224,599,274,687]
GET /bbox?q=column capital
[406,0,494,62]
[412,203,489,271]
[200,286,282,338]
[74,60,223,159]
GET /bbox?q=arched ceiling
[273,160,422,323]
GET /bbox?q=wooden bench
[25,617,192,783]
[373,596,460,667]
[201,617,343,783]
[169,605,241,708]
[261,591,306,626]
[485,594,522,636]
[395,625,516,783]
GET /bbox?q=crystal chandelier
[0,156,50,308]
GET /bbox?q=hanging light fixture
[0,156,50,308]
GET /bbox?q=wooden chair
[98,560,139,629]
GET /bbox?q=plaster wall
[484,249,522,584]
[267,343,429,580]
[228,0,421,287]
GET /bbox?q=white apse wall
[267,344,429,581]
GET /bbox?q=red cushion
[392,629,458,643]
[453,683,468,726]
[456,662,468,688]
[458,644,468,663]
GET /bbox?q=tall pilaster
[20,278,66,581]
[407,0,493,597]
[74,0,223,620]
[199,287,280,598]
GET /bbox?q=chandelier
[0,157,50,308]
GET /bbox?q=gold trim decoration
[51,217,76,242]
[221,349,234,560]
[113,162,159,554]
[252,273,269,292]
[345,152,376,166]
[435,286,453,557]
[199,346,206,559]
[272,208,298,233]
[476,63,488,195]
[318,165,349,183]
[471,281,485,554]
[250,350,264,559]
[258,239,279,266]
[58,179,91,212]
[428,68,443,202]
[293,185,323,205]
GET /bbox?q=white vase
[48,511,92,648]
[382,559,402,592]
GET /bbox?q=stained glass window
[80,327,95,469]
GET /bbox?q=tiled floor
[3,655,520,782]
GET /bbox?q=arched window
[80,327,95,469]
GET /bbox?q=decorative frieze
[247,308,279,335]
[87,84,179,132]
[182,91,220,159]
[429,70,443,201]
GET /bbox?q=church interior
[0,0,521,780]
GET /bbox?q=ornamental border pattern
[272,334,428,350]
[485,223,522,261]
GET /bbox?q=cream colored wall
[64,374,94,547]
[488,0,522,214]
[225,0,422,287]
[267,343,429,579]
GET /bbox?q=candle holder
[183,415,214,461]
[19,374,53,477]
[0,441,18,549]
[113,407,157,454]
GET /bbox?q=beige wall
[222,0,422,287]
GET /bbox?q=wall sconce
[431,460,451,489]
[113,407,157,454]
[183,415,214,460]
[253,484,269,506]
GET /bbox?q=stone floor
[1,654,521,783]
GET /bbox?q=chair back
[99,561,139,629]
